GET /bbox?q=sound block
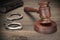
[34,20,57,34]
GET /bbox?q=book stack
[0,0,23,13]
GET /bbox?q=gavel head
[38,1,51,24]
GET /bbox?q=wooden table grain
[0,0,60,40]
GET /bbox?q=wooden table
[0,0,60,40]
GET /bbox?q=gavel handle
[24,7,38,13]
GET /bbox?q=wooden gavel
[24,1,57,34]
